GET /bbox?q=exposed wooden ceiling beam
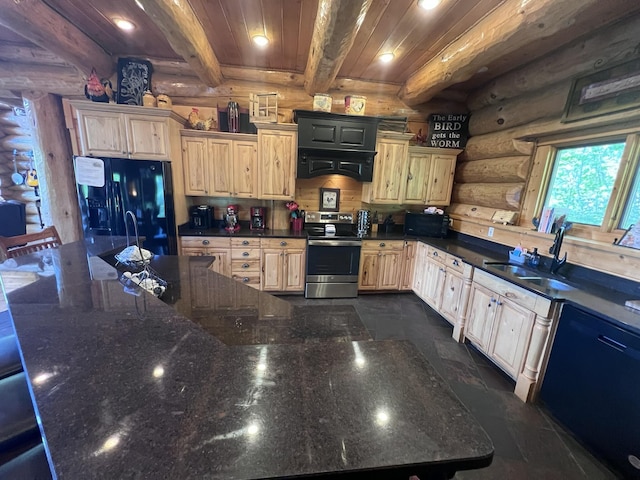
[0,0,112,77]
[400,0,640,106]
[0,61,84,96]
[304,0,373,95]
[137,0,223,87]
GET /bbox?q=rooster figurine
[187,107,213,131]
[84,68,114,103]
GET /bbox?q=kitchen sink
[485,263,534,277]
[517,277,576,291]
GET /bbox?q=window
[534,131,640,238]
[544,142,625,227]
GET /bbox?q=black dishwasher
[540,304,640,478]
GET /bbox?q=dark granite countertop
[4,241,493,479]
[178,223,307,239]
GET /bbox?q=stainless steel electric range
[303,211,362,299]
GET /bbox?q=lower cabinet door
[283,248,306,291]
[488,298,535,378]
[262,249,284,291]
[465,283,497,350]
[440,270,463,325]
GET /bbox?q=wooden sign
[426,114,469,149]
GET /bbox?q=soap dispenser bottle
[528,248,540,268]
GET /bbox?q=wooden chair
[0,226,62,260]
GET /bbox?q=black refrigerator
[74,156,177,255]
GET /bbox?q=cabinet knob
[408,173,413,180]
[242,277,250,283]
[280,241,287,246]
[452,259,459,266]
[242,251,250,256]
[242,240,250,245]
[242,263,250,268]
[439,267,446,272]
[433,251,439,257]
[496,301,503,306]
[202,239,210,245]
[379,242,385,247]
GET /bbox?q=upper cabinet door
[369,137,408,203]
[76,110,127,158]
[257,127,297,200]
[426,154,456,205]
[207,138,233,196]
[125,115,170,160]
[182,136,208,196]
[404,149,431,204]
[233,140,258,198]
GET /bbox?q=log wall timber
[0,62,85,96]
[23,93,82,243]
[452,15,640,281]
[468,82,571,137]
[451,183,523,211]
[0,106,43,231]
[454,157,529,184]
[0,0,112,77]
[468,15,640,111]
[460,132,533,162]
[399,0,640,105]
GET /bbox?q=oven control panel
[305,211,354,223]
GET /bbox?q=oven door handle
[308,239,362,247]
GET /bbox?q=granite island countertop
[4,241,493,480]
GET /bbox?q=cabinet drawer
[231,248,260,260]
[231,237,261,248]
[445,253,465,274]
[181,247,210,256]
[232,259,260,272]
[474,269,552,316]
[231,273,261,287]
[261,238,306,249]
[427,246,446,264]
[362,240,404,251]
[181,236,230,249]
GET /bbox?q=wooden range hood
[294,109,379,182]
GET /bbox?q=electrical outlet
[487,227,494,237]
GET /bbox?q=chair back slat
[0,227,62,259]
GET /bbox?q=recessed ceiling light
[477,66,489,73]
[252,35,269,47]
[379,53,395,63]
[417,0,442,10]
[113,18,136,31]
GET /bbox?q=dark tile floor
[281,292,619,479]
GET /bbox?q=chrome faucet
[549,226,567,274]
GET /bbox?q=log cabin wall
[0,106,41,233]
[450,16,640,282]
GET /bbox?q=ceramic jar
[142,90,156,107]
[156,94,172,109]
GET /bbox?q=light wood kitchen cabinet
[412,244,473,341]
[181,130,258,198]
[361,133,412,203]
[231,237,261,289]
[261,238,306,292]
[466,269,562,402]
[426,153,457,205]
[180,236,231,276]
[362,132,461,205]
[400,240,416,290]
[359,240,404,291]
[69,100,180,160]
[256,124,297,200]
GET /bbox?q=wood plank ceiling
[0,0,639,109]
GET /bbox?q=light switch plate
[492,210,517,225]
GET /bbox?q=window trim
[523,130,640,243]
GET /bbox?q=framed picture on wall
[320,188,340,212]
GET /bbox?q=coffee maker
[250,207,265,230]
[189,205,213,229]
[225,204,240,232]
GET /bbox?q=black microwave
[403,212,450,237]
